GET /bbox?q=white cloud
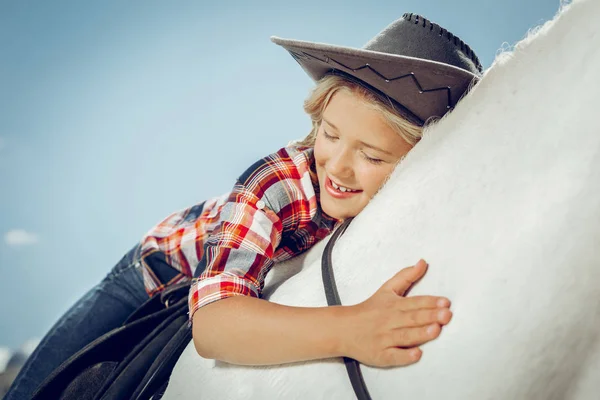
[4,229,39,246]
[0,347,11,373]
[20,338,40,356]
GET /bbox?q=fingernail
[427,324,438,335]
[438,309,449,320]
[410,348,422,360]
[437,298,450,307]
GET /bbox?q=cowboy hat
[271,13,483,126]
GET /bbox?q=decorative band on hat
[324,70,425,126]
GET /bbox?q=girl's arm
[192,295,348,365]
[192,260,453,367]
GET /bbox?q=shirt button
[256,200,265,210]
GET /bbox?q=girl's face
[314,90,414,221]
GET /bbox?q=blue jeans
[4,244,149,400]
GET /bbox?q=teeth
[331,179,355,192]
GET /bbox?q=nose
[327,147,353,178]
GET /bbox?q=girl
[6,12,482,399]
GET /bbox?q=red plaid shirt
[139,145,340,320]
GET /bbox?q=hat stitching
[289,50,454,109]
[403,13,483,72]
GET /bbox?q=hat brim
[271,36,480,124]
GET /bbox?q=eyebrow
[322,118,394,157]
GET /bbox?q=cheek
[359,167,394,196]
[313,135,328,167]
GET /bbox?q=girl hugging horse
[5,12,481,400]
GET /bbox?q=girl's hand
[340,259,452,367]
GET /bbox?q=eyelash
[322,130,384,165]
[322,130,337,141]
[363,154,384,165]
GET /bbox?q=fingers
[400,295,451,311]
[389,323,443,349]
[385,259,428,296]
[375,324,442,367]
[396,307,453,328]
[377,347,423,367]
[373,324,438,367]
[358,259,454,368]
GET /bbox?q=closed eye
[361,152,384,165]
[323,130,338,141]
[324,129,384,164]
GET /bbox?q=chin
[321,201,360,220]
[321,202,341,220]
[318,184,366,220]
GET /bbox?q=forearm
[192,295,350,365]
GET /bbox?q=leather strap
[321,217,373,400]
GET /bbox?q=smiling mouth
[325,176,363,197]
[330,180,359,192]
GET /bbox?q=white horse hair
[164,0,600,398]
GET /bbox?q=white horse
[164,0,600,398]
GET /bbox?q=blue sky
[0,0,562,349]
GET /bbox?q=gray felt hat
[271,13,483,126]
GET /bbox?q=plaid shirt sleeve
[187,179,285,318]
[187,146,321,321]
[139,199,219,298]
[187,145,318,322]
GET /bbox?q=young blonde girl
[191,74,437,367]
[6,11,482,399]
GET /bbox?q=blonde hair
[294,74,424,147]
